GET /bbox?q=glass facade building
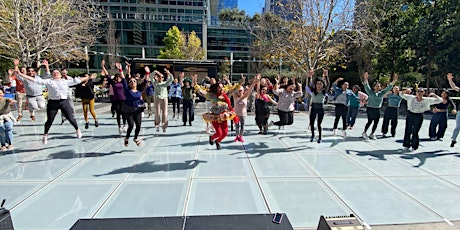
[92,0,251,75]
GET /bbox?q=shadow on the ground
[16,149,131,163]
[400,150,459,167]
[346,148,410,160]
[93,159,207,177]
[239,142,311,158]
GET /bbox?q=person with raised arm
[381,86,402,137]
[347,85,367,130]
[115,62,145,147]
[446,73,460,147]
[102,60,127,135]
[399,88,442,151]
[147,66,174,132]
[13,59,50,121]
[231,74,260,142]
[168,76,182,120]
[306,69,330,143]
[255,76,277,135]
[15,65,96,144]
[75,73,100,129]
[362,72,398,140]
[195,79,239,150]
[331,76,359,137]
[59,69,76,125]
[269,75,304,129]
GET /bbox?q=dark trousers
[310,103,325,139]
[364,107,381,134]
[182,99,194,123]
[403,111,424,150]
[333,104,348,130]
[112,100,126,127]
[382,107,399,136]
[45,99,78,134]
[126,110,142,140]
[429,112,448,139]
[171,97,181,114]
[347,106,359,127]
[274,110,294,126]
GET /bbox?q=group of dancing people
[1,59,460,152]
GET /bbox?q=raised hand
[101,60,105,66]
[144,66,150,73]
[115,62,122,70]
[90,73,97,79]
[308,69,314,77]
[14,59,20,66]
[447,73,454,81]
[323,69,328,76]
[363,72,369,81]
[42,59,49,67]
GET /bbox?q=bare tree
[249,0,379,76]
[0,0,104,67]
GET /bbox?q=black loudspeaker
[317,214,365,230]
[185,213,293,230]
[70,217,185,230]
[70,213,293,230]
[0,199,14,230]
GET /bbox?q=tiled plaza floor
[1,103,460,229]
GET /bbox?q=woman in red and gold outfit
[195,77,239,150]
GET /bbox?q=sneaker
[362,132,369,139]
[382,133,387,138]
[85,122,89,129]
[122,126,127,133]
[317,139,322,143]
[162,127,167,133]
[451,140,457,147]
[16,115,23,122]
[30,116,36,121]
[239,136,245,142]
[234,136,239,142]
[118,126,123,135]
[342,130,347,137]
[156,126,160,132]
[183,122,187,126]
[141,112,145,118]
[189,122,192,126]
[310,136,314,142]
[369,133,377,140]
[437,138,443,141]
[215,141,221,150]
[429,137,436,141]
[76,129,82,138]
[333,129,338,136]
[95,121,99,127]
[404,147,410,151]
[42,135,48,144]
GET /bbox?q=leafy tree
[0,0,104,67]
[158,26,205,60]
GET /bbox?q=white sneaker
[429,137,436,141]
[362,133,369,139]
[369,133,377,140]
[342,130,347,137]
[141,112,145,118]
[122,126,127,133]
[76,129,82,138]
[404,147,410,151]
[118,126,123,135]
[42,135,48,145]
[333,129,338,136]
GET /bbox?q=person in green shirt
[145,66,174,132]
[362,72,398,140]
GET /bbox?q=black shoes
[95,121,99,127]
[209,136,214,145]
[451,140,457,147]
[215,141,221,150]
[85,122,89,129]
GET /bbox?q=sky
[238,0,265,16]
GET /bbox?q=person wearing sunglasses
[15,65,96,144]
[399,87,442,151]
[116,62,145,147]
[146,66,174,133]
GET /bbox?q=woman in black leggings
[116,62,146,147]
[306,70,329,143]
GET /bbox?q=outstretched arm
[115,62,125,78]
[447,73,460,91]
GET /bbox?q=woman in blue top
[362,72,398,140]
[116,62,145,147]
[381,86,402,137]
[169,78,182,119]
[331,77,359,137]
